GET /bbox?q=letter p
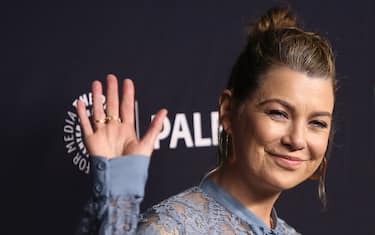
[152,115,171,149]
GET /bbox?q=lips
[276,155,305,161]
[266,151,308,170]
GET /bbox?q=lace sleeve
[137,212,182,235]
[76,195,144,235]
[76,155,151,235]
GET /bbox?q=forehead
[252,67,334,112]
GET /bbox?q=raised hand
[76,74,167,159]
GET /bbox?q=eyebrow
[257,98,332,118]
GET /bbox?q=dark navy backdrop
[3,1,374,234]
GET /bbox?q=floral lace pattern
[138,187,253,235]
[77,156,300,235]
[138,187,299,235]
[78,186,300,235]
[76,195,142,235]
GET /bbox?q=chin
[272,181,301,191]
[264,171,309,192]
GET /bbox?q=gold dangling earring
[310,157,326,180]
[219,131,230,161]
[224,132,229,161]
[310,157,327,209]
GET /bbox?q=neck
[210,164,281,228]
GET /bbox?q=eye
[309,120,328,129]
[265,109,288,120]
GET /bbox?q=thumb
[141,109,168,155]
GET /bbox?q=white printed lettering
[169,113,194,148]
[211,111,219,146]
[193,112,211,147]
[153,115,172,149]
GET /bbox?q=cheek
[233,116,286,163]
[231,114,271,159]
[252,116,287,145]
[308,133,330,160]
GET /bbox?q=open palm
[76,74,167,159]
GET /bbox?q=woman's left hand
[75,74,167,159]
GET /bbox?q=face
[221,66,334,192]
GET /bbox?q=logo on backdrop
[63,93,219,174]
[63,92,106,174]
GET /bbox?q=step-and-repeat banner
[5,1,374,234]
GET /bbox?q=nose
[281,122,306,151]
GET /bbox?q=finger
[105,74,120,121]
[92,80,106,129]
[76,100,94,136]
[141,109,168,152]
[120,78,135,125]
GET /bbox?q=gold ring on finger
[94,118,106,124]
[105,115,121,123]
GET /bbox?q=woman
[76,7,335,235]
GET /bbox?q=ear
[219,89,234,134]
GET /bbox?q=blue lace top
[76,155,300,235]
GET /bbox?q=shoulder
[138,186,253,234]
[138,187,206,234]
[275,217,301,235]
[140,186,206,222]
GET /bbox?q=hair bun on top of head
[248,7,299,37]
[227,6,335,101]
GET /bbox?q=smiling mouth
[266,151,308,170]
[276,155,305,161]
